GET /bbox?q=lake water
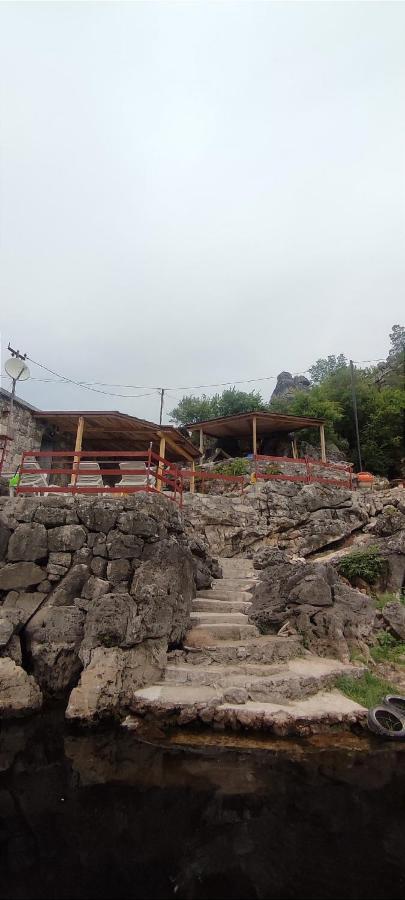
[1,710,405,900]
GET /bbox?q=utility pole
[350,360,363,472]
[159,388,165,425]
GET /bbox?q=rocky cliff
[0,494,218,722]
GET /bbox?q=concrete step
[197,589,253,602]
[164,658,363,702]
[130,685,366,735]
[177,635,304,665]
[212,579,258,591]
[190,611,249,625]
[191,623,259,641]
[192,598,252,613]
[219,557,255,574]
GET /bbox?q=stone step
[212,578,258,590]
[192,598,252,613]
[219,557,255,572]
[130,686,366,735]
[177,635,304,665]
[191,623,259,641]
[190,611,249,625]
[163,658,362,703]
[197,589,253,602]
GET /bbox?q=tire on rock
[382,695,405,716]
[367,706,405,740]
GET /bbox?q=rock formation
[271,371,310,401]
[0,494,218,721]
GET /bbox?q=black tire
[382,695,405,716]
[367,706,405,740]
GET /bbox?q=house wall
[0,394,45,476]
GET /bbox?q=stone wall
[0,392,44,477]
[0,494,218,722]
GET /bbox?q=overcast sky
[0,1,404,423]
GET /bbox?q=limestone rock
[48,525,87,552]
[131,538,194,644]
[45,563,89,607]
[25,606,85,696]
[3,591,46,624]
[66,640,166,722]
[81,576,110,601]
[0,562,46,590]
[7,522,47,562]
[106,529,143,559]
[381,602,405,641]
[0,658,42,718]
[76,501,119,534]
[90,557,107,577]
[0,520,11,559]
[79,593,141,664]
[34,506,67,526]
[107,558,130,585]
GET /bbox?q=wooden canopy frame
[186,411,327,463]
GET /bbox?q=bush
[215,458,249,477]
[338,547,386,585]
[264,464,281,476]
[370,631,405,664]
[336,672,397,708]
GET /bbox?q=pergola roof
[186,411,325,439]
[33,410,200,461]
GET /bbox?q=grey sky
[1,1,404,424]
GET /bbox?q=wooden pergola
[33,410,200,491]
[186,411,327,462]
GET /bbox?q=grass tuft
[336,671,397,708]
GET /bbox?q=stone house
[0,388,45,476]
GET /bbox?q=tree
[308,354,347,384]
[170,387,267,426]
[389,324,405,358]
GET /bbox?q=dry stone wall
[0,494,218,721]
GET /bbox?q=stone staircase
[130,557,366,735]
[189,556,259,641]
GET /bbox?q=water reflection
[1,711,405,899]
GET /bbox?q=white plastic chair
[115,460,153,490]
[18,457,49,492]
[75,460,104,488]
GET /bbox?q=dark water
[1,711,405,900]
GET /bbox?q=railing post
[305,456,311,484]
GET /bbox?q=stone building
[0,388,45,476]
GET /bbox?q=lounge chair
[75,460,104,489]
[18,457,49,493]
[115,460,154,490]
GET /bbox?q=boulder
[117,510,159,538]
[131,538,194,644]
[106,530,143,559]
[0,562,46,590]
[0,520,11,559]
[47,525,87,552]
[381,602,405,641]
[34,507,67,526]
[7,522,48,562]
[0,658,42,718]
[25,606,85,696]
[106,558,131,585]
[3,591,46,624]
[81,576,110,601]
[76,501,119,534]
[79,593,141,665]
[65,640,166,722]
[44,564,89,607]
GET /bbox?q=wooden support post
[156,436,166,492]
[252,416,257,456]
[70,416,85,486]
[199,428,204,457]
[190,460,195,494]
[320,424,326,463]
[292,438,298,460]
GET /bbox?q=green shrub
[337,546,386,585]
[215,458,249,477]
[375,592,405,609]
[336,671,397,708]
[264,463,281,476]
[370,631,405,664]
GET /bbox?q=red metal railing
[180,469,246,495]
[16,449,183,506]
[253,454,353,489]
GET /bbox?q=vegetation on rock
[336,671,396,708]
[337,547,386,585]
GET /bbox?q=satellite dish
[4,357,30,382]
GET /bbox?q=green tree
[308,354,347,383]
[170,387,267,426]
